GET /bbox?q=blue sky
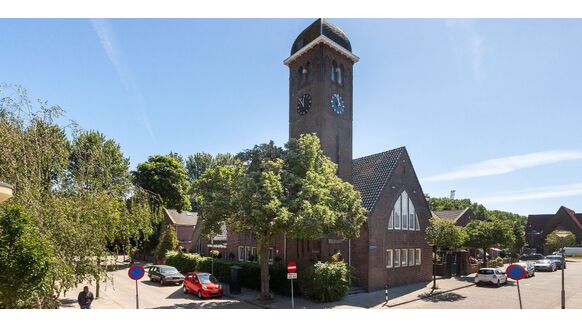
[1,18,581,215]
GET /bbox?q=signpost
[505,264,527,309]
[128,265,145,309]
[287,262,297,309]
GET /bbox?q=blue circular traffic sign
[505,264,527,280]
[128,265,145,280]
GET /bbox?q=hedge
[164,250,300,296]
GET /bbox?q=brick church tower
[284,18,359,182]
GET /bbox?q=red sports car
[183,272,223,299]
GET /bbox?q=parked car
[475,268,508,287]
[546,255,567,269]
[520,253,545,261]
[515,261,535,278]
[534,259,557,272]
[148,265,184,285]
[183,272,223,299]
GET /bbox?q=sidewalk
[224,275,476,309]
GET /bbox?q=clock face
[330,93,345,115]
[297,93,312,115]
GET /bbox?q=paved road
[393,260,582,309]
[59,262,257,309]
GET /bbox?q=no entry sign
[506,264,527,281]
[287,262,297,273]
[128,265,145,280]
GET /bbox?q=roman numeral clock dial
[331,92,345,115]
[297,93,312,115]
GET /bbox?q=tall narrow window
[387,211,394,230]
[401,248,408,267]
[409,198,415,230]
[337,65,343,85]
[402,191,409,229]
[415,249,421,265]
[393,249,401,268]
[394,194,401,229]
[408,249,415,266]
[386,249,393,268]
[238,246,244,262]
[331,61,337,81]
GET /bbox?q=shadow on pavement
[153,300,246,309]
[142,280,182,288]
[418,291,466,303]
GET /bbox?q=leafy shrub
[487,260,500,268]
[165,250,201,273]
[302,261,349,302]
[496,256,503,262]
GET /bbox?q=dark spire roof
[290,18,352,56]
[352,147,405,211]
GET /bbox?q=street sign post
[128,265,145,309]
[287,262,297,309]
[505,264,527,309]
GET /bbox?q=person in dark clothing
[77,286,94,309]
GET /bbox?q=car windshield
[478,269,494,274]
[161,267,179,274]
[198,274,218,284]
[547,256,560,260]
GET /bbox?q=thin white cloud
[423,150,582,182]
[445,19,486,81]
[90,19,156,142]
[474,183,582,204]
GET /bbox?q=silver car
[475,268,508,287]
[516,261,535,277]
[534,259,557,272]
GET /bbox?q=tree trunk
[258,241,271,300]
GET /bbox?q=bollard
[384,284,389,305]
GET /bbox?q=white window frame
[409,248,415,266]
[415,248,421,265]
[268,248,274,264]
[245,246,251,262]
[394,195,401,229]
[386,249,393,268]
[387,211,394,230]
[251,247,257,262]
[402,191,409,230]
[401,248,408,267]
[394,249,401,268]
[238,246,244,262]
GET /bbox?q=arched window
[387,190,421,231]
[337,65,344,85]
[331,61,337,82]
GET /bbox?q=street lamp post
[554,230,570,309]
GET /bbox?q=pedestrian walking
[77,286,94,309]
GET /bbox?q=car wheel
[198,290,203,299]
[496,280,500,288]
[160,278,165,285]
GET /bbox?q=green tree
[156,225,179,263]
[425,216,466,289]
[464,218,515,267]
[0,84,161,307]
[545,231,576,253]
[0,204,53,308]
[133,155,191,211]
[194,134,367,299]
[185,152,235,210]
[488,210,527,258]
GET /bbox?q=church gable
[352,147,404,211]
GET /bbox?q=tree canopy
[194,134,367,299]
[133,155,192,211]
[0,84,161,308]
[464,218,515,265]
[545,231,576,252]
